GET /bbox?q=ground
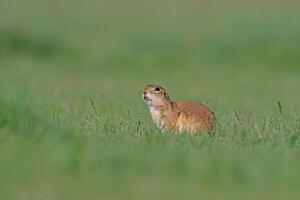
[0,0,300,199]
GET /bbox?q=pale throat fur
[148,100,178,132]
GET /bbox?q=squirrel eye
[154,87,161,92]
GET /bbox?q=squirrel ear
[164,92,169,100]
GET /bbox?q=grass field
[1,0,300,199]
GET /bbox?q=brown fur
[142,84,215,134]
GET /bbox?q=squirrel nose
[143,91,147,95]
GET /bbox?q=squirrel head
[142,84,170,107]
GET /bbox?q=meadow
[1,0,300,199]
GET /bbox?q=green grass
[1,0,300,199]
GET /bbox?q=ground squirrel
[142,84,215,134]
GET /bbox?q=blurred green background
[1,0,300,199]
